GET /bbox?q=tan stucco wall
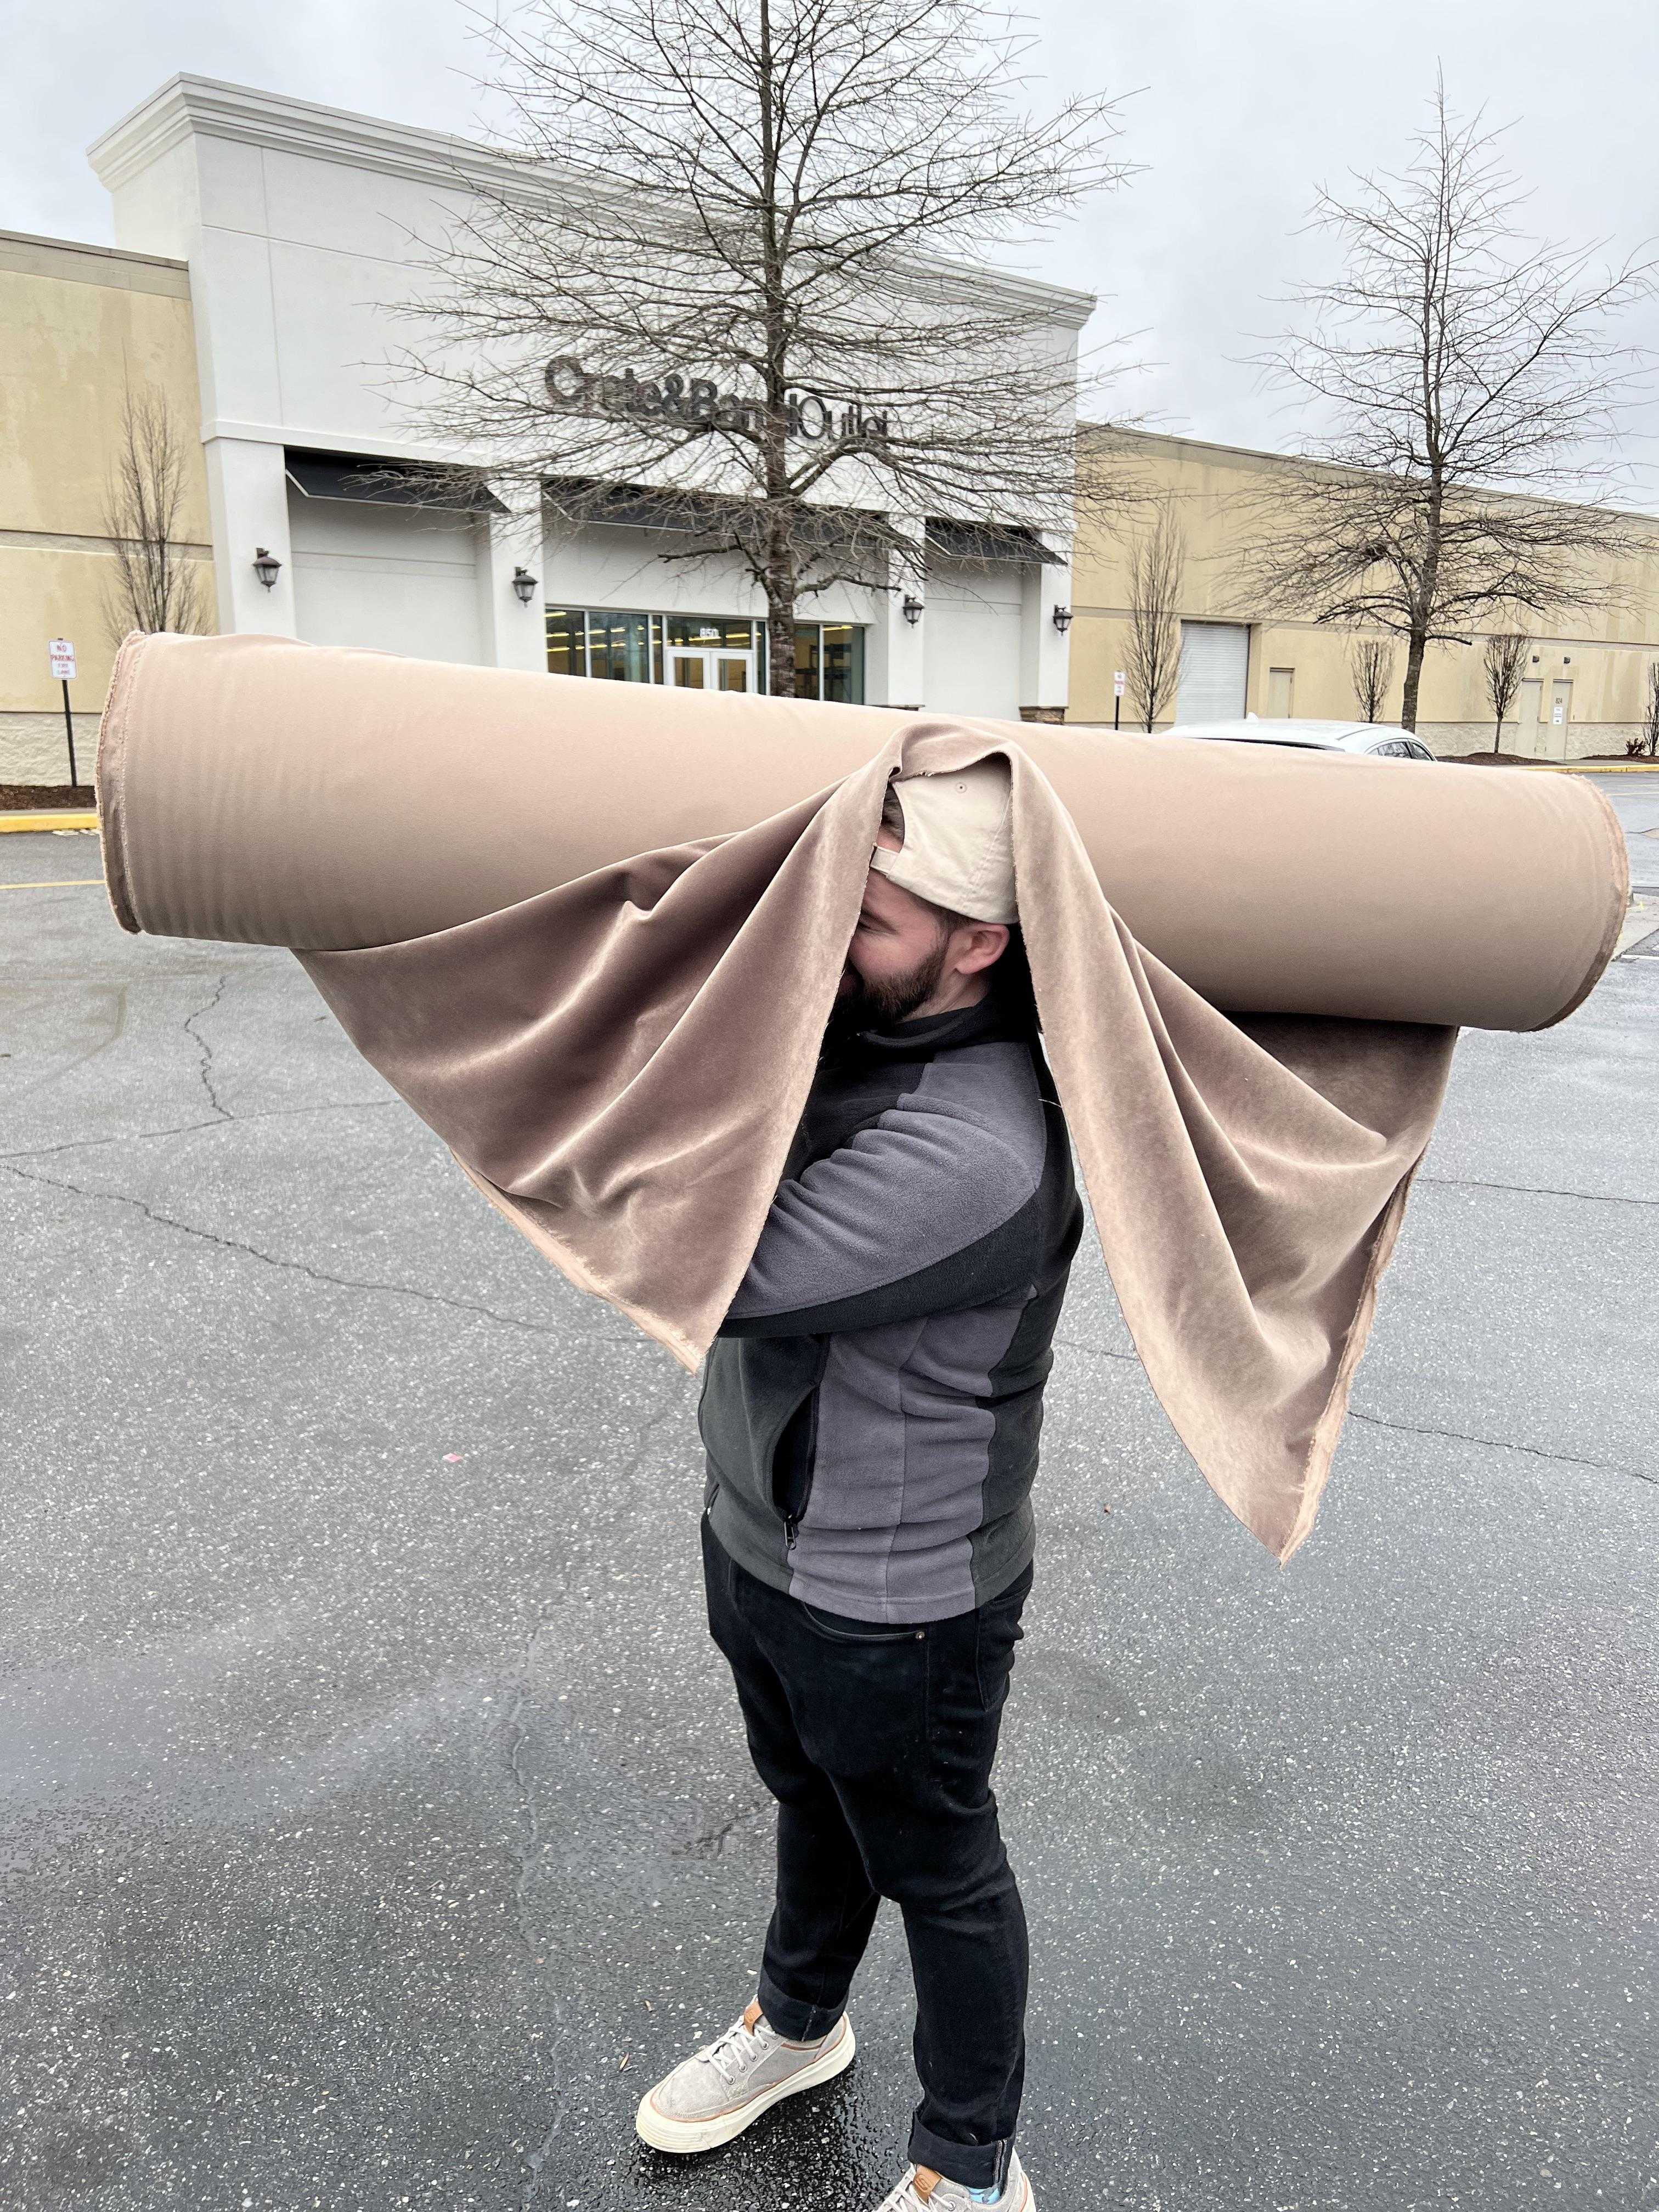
[1070,429,1659,761]
[0,229,212,771]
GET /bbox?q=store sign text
[544,357,890,445]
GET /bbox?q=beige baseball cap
[868,758,1017,924]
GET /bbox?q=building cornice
[87,75,545,201]
[88,75,1096,330]
[0,225,189,295]
[1084,419,1659,526]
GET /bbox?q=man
[636,760,1082,2211]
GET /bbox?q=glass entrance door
[668,648,753,691]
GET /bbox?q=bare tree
[1347,633,1395,721]
[1122,503,1185,732]
[1481,630,1529,753]
[1635,662,1659,759]
[102,387,210,644]
[396,0,1130,696]
[1236,82,1653,730]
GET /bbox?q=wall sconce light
[1051,604,1073,634]
[512,566,539,605]
[902,594,924,625]
[252,546,282,590]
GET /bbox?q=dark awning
[545,477,882,550]
[285,449,506,514]
[925,518,1062,565]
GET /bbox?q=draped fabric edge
[296,720,1461,1567]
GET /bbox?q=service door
[288,496,484,664]
[922,560,1023,720]
[1517,679,1543,754]
[1176,622,1250,724]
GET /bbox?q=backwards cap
[867,759,1017,925]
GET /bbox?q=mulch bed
[0,783,97,810]
[1440,751,1655,767]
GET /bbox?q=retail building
[0,227,211,783]
[1070,428,1659,760]
[77,76,1080,729]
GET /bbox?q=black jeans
[702,1516,1031,2192]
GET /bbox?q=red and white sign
[1113,669,1127,698]
[49,638,76,681]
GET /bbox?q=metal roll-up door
[1176,621,1250,724]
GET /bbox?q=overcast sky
[6,0,1657,499]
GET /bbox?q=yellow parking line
[0,877,104,890]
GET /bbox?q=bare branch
[101,387,210,646]
[1234,81,1656,730]
[1122,499,1184,732]
[390,0,1135,694]
[1346,631,1395,722]
[1480,629,1528,753]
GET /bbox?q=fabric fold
[302,724,1457,1562]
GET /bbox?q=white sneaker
[634,1997,856,2153]
[872,2151,1035,2212]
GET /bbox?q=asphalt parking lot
[2,785,1656,2212]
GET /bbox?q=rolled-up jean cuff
[907,2118,1013,2193]
[757,1967,847,2044]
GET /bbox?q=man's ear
[953,922,1010,978]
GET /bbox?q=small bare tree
[1122,503,1185,732]
[396,0,1131,696]
[1637,662,1659,759]
[102,387,210,644]
[1347,633,1394,721]
[1237,82,1654,730]
[1481,630,1529,753]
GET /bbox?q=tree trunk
[766,579,797,698]
[1400,627,1427,732]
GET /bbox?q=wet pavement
[2,793,1656,2212]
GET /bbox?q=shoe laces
[701,2011,765,2089]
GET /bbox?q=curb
[1523,762,1659,775]
[0,810,99,833]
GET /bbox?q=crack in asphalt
[180,973,233,1121]
[0,1095,400,1165]
[2,1158,568,1339]
[1419,1171,1659,1211]
[1054,1335,1138,1365]
[1053,1336,1654,1488]
[1345,1408,1656,1486]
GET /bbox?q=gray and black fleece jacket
[699,980,1083,1624]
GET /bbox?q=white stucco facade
[87,76,1090,716]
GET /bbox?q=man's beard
[830,933,951,1038]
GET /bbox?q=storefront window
[589,610,652,682]
[792,625,821,700]
[664,616,757,653]
[777,621,865,703]
[545,609,587,678]
[546,607,861,701]
[820,623,864,705]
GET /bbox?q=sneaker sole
[634,2016,856,2154]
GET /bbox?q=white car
[1171,718,1437,761]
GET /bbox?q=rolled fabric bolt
[97,630,1626,1031]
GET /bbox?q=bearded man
[635,761,1082,2212]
